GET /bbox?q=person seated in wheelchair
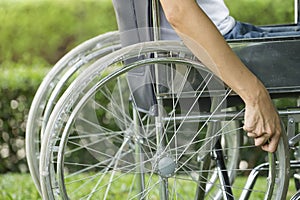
[113,0,300,153]
[160,0,300,154]
[161,0,297,154]
[159,0,300,40]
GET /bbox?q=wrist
[238,79,271,106]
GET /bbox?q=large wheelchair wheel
[25,31,120,194]
[39,41,289,199]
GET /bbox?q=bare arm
[159,0,281,152]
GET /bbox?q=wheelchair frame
[25,0,300,199]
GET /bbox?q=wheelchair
[26,0,300,199]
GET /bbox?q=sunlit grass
[0,173,41,200]
[0,173,297,199]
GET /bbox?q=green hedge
[0,0,296,173]
[0,0,117,173]
[0,66,49,173]
[225,0,294,25]
[0,0,117,66]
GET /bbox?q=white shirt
[198,0,236,35]
[160,0,235,39]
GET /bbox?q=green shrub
[0,0,117,66]
[0,65,48,173]
[225,0,294,25]
[0,0,117,172]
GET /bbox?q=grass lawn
[0,173,41,200]
[0,173,298,199]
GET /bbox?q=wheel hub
[157,156,177,178]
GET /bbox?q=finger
[245,128,268,138]
[254,136,269,147]
[261,134,280,153]
[261,141,277,152]
[243,124,254,133]
[247,132,257,138]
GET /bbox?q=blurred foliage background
[225,0,294,25]
[0,0,117,173]
[0,0,296,173]
[0,0,117,66]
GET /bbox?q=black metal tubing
[295,0,300,23]
[214,140,234,200]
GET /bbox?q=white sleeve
[197,0,236,35]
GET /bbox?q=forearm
[159,0,269,104]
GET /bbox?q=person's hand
[243,94,281,153]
